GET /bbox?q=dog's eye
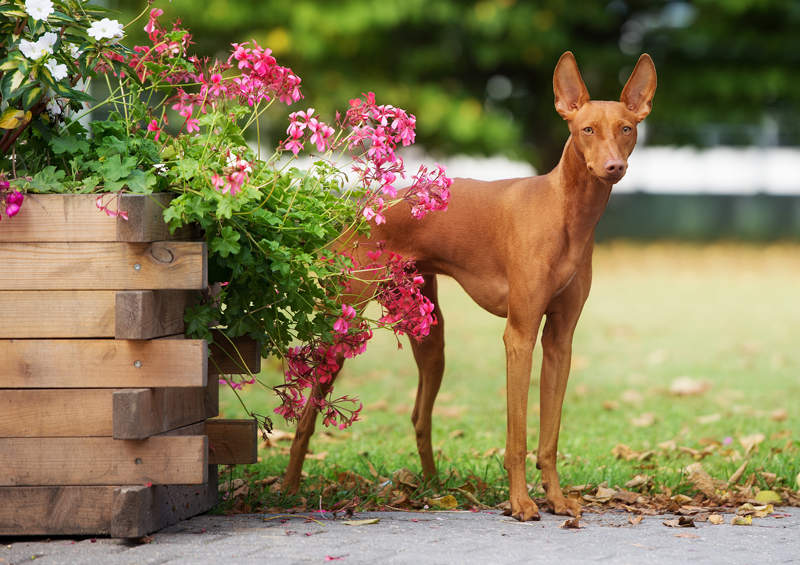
[622,126,632,134]
[582,127,594,134]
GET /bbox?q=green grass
[219,242,800,510]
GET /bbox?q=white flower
[67,44,82,59]
[18,31,58,60]
[24,0,54,21]
[44,58,68,81]
[87,18,124,42]
[46,98,62,116]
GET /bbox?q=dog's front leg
[537,254,592,517]
[502,297,546,522]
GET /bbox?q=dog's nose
[604,160,627,176]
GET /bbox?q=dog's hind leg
[409,275,445,479]
[283,365,342,494]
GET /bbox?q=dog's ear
[553,51,590,120]
[620,54,657,122]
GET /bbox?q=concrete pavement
[2,508,798,564]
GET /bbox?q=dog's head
[553,51,657,184]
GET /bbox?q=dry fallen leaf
[727,460,749,486]
[739,433,765,454]
[669,377,711,396]
[731,515,752,526]
[685,462,720,499]
[428,495,458,510]
[611,443,636,460]
[449,429,464,439]
[621,389,644,405]
[307,451,328,461]
[753,504,774,518]
[366,399,389,411]
[342,518,380,526]
[560,517,582,529]
[658,439,677,451]
[594,486,617,502]
[663,516,695,528]
[708,514,724,525]
[393,468,419,489]
[696,413,721,424]
[759,472,777,487]
[628,514,643,526]
[671,494,693,505]
[674,533,700,539]
[631,413,657,428]
[434,405,465,419]
[754,490,782,505]
[769,408,788,422]
[625,474,650,489]
[602,400,620,411]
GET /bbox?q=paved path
[2,508,798,564]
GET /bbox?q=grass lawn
[218,242,800,511]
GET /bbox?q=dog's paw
[546,495,582,517]
[503,496,541,522]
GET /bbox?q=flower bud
[6,191,24,206]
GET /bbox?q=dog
[283,51,657,522]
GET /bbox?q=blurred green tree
[114,0,800,170]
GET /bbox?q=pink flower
[143,8,164,40]
[185,117,200,133]
[146,118,161,141]
[341,304,356,320]
[211,173,226,191]
[333,318,349,335]
[308,118,334,152]
[5,203,20,217]
[284,138,304,156]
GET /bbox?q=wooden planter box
[0,194,260,538]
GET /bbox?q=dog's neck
[550,135,613,246]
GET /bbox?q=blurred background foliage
[114,0,800,171]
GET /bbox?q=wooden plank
[0,241,207,290]
[159,420,257,464]
[115,290,198,339]
[0,389,113,437]
[209,333,262,375]
[0,193,187,243]
[0,290,115,338]
[207,419,258,465]
[0,468,218,537]
[116,193,193,242]
[0,289,197,339]
[113,387,209,440]
[0,436,208,486]
[0,485,116,535]
[206,372,220,419]
[110,467,218,538]
[0,339,207,388]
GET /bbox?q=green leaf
[50,135,90,155]
[21,86,43,110]
[210,226,241,258]
[100,154,137,182]
[124,169,156,193]
[0,58,19,72]
[26,166,67,193]
[175,157,199,180]
[7,69,25,95]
